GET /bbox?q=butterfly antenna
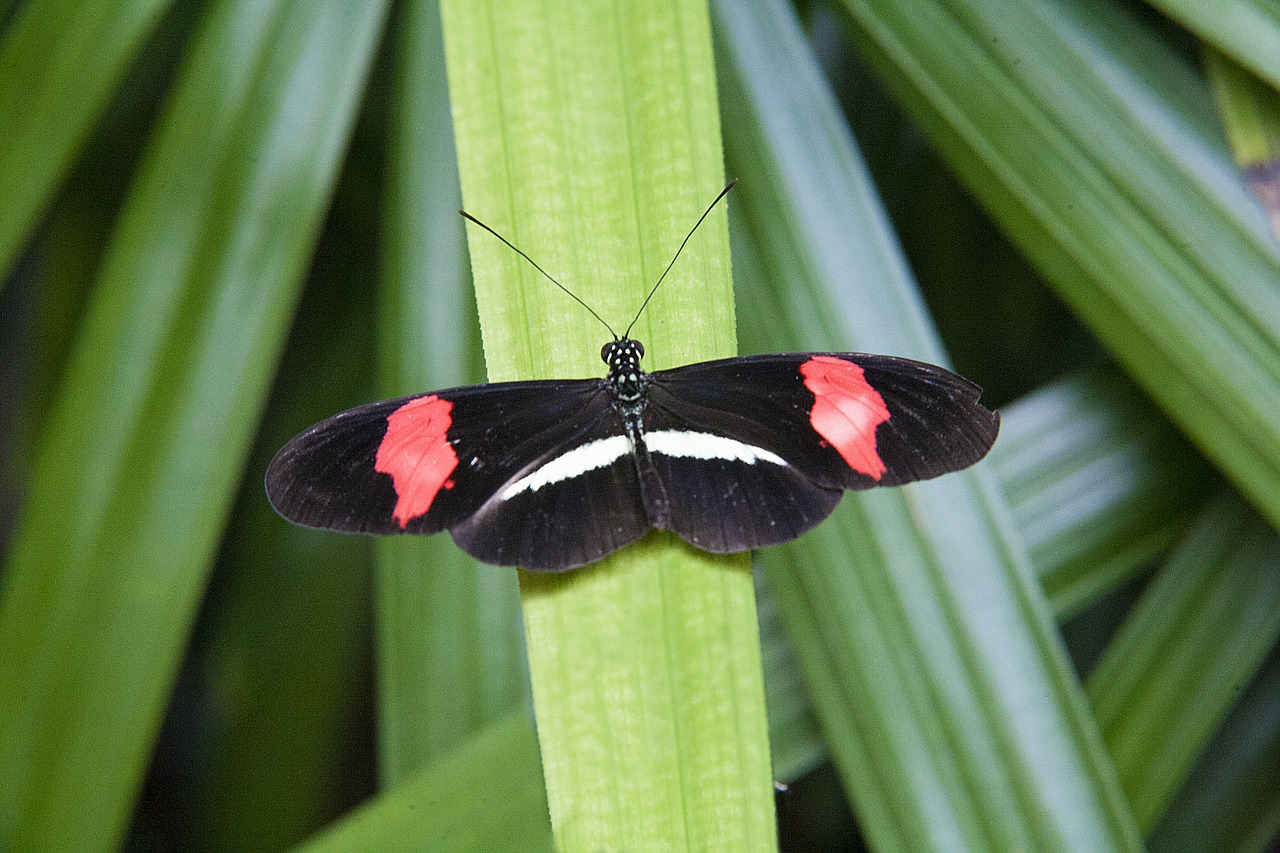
[623,178,738,340]
[459,210,619,339]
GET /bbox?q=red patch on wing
[374,395,460,527]
[800,356,890,480]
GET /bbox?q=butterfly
[266,183,999,571]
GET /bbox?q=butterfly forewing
[648,353,998,486]
[637,421,844,553]
[266,378,630,541]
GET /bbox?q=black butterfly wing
[266,378,650,570]
[642,352,999,552]
[268,351,998,567]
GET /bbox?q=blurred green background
[1,0,1278,850]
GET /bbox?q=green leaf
[715,0,1141,849]
[1148,0,1280,94]
[1149,645,1280,853]
[0,0,175,279]
[760,362,1220,782]
[989,366,1214,618]
[374,0,524,783]
[439,0,775,848]
[190,141,383,849]
[758,567,825,783]
[293,711,553,853]
[831,0,1280,529]
[0,2,388,849]
[1087,493,1280,831]
[1204,49,1280,240]
[1205,48,1280,167]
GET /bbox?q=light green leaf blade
[192,164,381,849]
[760,362,1218,782]
[758,566,825,783]
[990,366,1214,618]
[1149,645,1280,853]
[293,711,553,853]
[439,0,775,848]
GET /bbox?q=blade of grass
[989,366,1215,618]
[1148,0,1280,93]
[0,2,388,849]
[1148,644,1280,853]
[830,0,1280,529]
[0,0,174,280]
[716,0,1141,849]
[188,151,383,850]
[374,0,525,784]
[757,566,825,784]
[1204,49,1280,240]
[439,0,775,847]
[1086,492,1280,831]
[293,710,552,853]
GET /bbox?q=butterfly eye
[633,341,644,359]
[601,341,614,362]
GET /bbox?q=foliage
[0,0,1277,849]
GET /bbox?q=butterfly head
[603,338,646,401]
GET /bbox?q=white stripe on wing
[645,430,787,467]
[500,434,634,499]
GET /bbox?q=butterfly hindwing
[448,424,650,570]
[636,414,844,553]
